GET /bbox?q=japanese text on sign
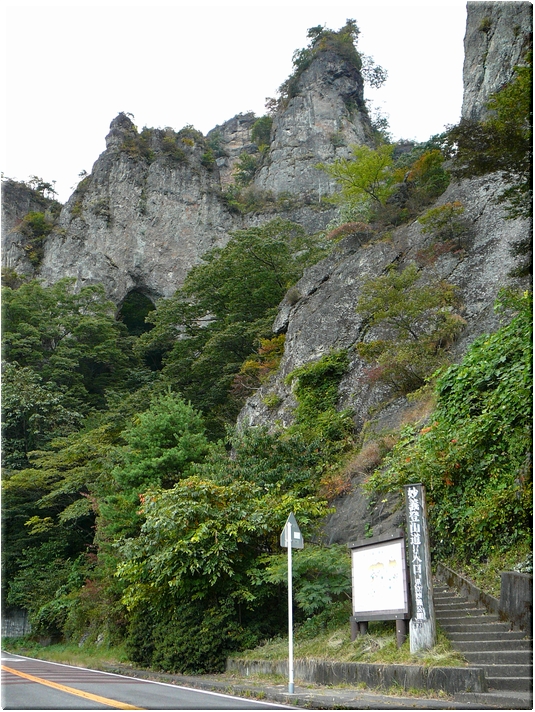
[407,486,427,621]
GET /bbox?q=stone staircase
[434,582,533,709]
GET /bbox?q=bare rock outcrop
[207,113,259,188]
[255,49,374,200]
[1,179,58,278]
[462,1,532,121]
[37,115,237,305]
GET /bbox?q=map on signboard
[351,539,407,615]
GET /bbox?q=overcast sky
[2,1,468,203]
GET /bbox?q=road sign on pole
[280,512,304,549]
[280,512,303,695]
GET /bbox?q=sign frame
[348,529,410,622]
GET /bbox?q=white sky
[2,1,469,203]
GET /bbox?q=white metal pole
[287,520,294,694]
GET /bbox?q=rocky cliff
[1,179,60,279]
[36,116,238,306]
[1,7,531,549]
[462,1,532,121]
[237,1,532,544]
[2,39,374,305]
[255,48,373,200]
[237,173,530,543]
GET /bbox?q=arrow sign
[280,512,304,549]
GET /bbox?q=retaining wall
[227,658,487,694]
[436,562,533,632]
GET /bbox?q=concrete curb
[99,663,499,709]
[227,658,487,695]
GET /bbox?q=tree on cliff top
[266,20,386,114]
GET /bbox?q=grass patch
[232,618,465,667]
[2,638,131,670]
[442,540,533,598]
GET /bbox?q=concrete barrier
[227,658,487,694]
[500,571,533,633]
[2,608,31,637]
[435,563,501,617]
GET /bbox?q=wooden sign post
[404,484,436,652]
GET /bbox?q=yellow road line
[2,664,145,709]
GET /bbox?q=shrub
[366,290,532,562]
[234,151,259,186]
[355,264,465,395]
[406,150,450,201]
[251,116,273,148]
[418,201,469,249]
[259,544,352,617]
[161,136,187,163]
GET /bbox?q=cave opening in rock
[118,290,156,337]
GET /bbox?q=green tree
[112,392,209,492]
[2,363,80,470]
[138,219,327,435]
[251,116,273,149]
[2,279,138,414]
[116,454,329,671]
[418,201,469,249]
[355,264,465,394]
[233,152,259,186]
[1,381,159,636]
[319,143,397,211]
[258,544,351,616]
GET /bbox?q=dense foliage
[366,290,532,562]
[137,218,328,436]
[355,264,465,394]
[2,37,532,676]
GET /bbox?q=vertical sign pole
[287,520,294,694]
[404,484,436,653]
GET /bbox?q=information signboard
[349,531,409,621]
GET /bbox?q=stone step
[447,630,528,642]
[433,577,533,698]
[464,662,533,678]
[439,621,514,633]
[434,600,482,609]
[486,676,534,692]
[455,689,533,708]
[433,592,470,599]
[463,650,532,665]
[435,606,490,620]
[437,613,501,625]
[453,639,533,652]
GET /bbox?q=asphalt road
[1,652,293,710]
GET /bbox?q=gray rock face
[238,175,529,430]
[1,180,54,277]
[462,1,532,121]
[255,49,374,200]
[207,113,259,188]
[38,115,237,305]
[237,1,533,545]
[238,174,530,543]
